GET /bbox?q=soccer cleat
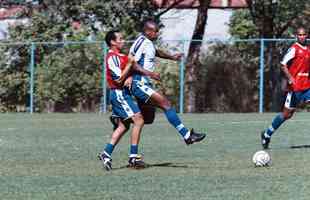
[184,129,206,145]
[127,155,146,169]
[261,131,270,149]
[109,115,119,131]
[98,152,112,171]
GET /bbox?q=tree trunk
[184,0,210,113]
[248,0,284,111]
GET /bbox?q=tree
[185,0,309,112]
[184,0,211,112]
[2,0,160,112]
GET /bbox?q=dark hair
[143,19,158,32]
[105,30,119,47]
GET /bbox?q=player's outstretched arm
[155,49,183,61]
[131,60,160,81]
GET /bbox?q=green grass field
[1,112,310,200]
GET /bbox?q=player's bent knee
[283,111,294,119]
[161,95,171,108]
[132,113,144,126]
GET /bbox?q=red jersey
[281,43,310,91]
[106,50,128,89]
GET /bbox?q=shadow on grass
[113,162,190,170]
[290,144,310,149]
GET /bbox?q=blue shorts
[131,80,156,103]
[110,88,140,120]
[284,89,310,109]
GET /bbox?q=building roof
[0,6,26,20]
[152,0,248,8]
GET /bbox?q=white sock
[184,131,191,140]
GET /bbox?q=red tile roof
[0,6,25,20]
[152,0,248,8]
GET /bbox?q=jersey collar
[296,42,308,50]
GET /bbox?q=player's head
[105,30,124,50]
[296,27,308,45]
[143,20,159,41]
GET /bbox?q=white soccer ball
[252,150,271,167]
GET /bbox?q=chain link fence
[0,38,298,113]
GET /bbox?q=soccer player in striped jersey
[98,30,146,170]
[129,20,206,145]
[261,27,310,149]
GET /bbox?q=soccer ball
[252,150,271,167]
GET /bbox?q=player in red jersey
[98,30,159,170]
[261,27,310,149]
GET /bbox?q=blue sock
[164,108,189,138]
[266,113,286,137]
[104,143,114,156]
[130,144,138,156]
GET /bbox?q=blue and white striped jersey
[129,34,156,72]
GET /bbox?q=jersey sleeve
[280,47,296,65]
[107,55,121,80]
[129,36,145,62]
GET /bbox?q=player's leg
[261,91,297,149]
[127,112,146,168]
[149,91,191,137]
[131,82,205,145]
[99,89,139,171]
[138,100,156,124]
[109,115,120,131]
[98,121,129,171]
[109,101,155,133]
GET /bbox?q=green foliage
[0,43,29,112]
[231,0,309,38]
[0,0,160,112]
[229,10,257,39]
[154,59,180,109]
[201,42,259,112]
[35,43,102,112]
[200,1,310,112]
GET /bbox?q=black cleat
[109,116,120,131]
[184,129,206,145]
[98,152,112,171]
[261,131,270,149]
[127,155,146,169]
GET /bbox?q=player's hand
[124,77,133,88]
[288,77,295,85]
[172,53,183,61]
[149,72,160,81]
[115,78,123,85]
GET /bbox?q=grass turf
[0,113,310,200]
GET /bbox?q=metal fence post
[29,43,36,114]
[179,39,185,114]
[259,39,265,113]
[100,42,108,113]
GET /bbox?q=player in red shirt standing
[98,30,146,170]
[261,27,310,149]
